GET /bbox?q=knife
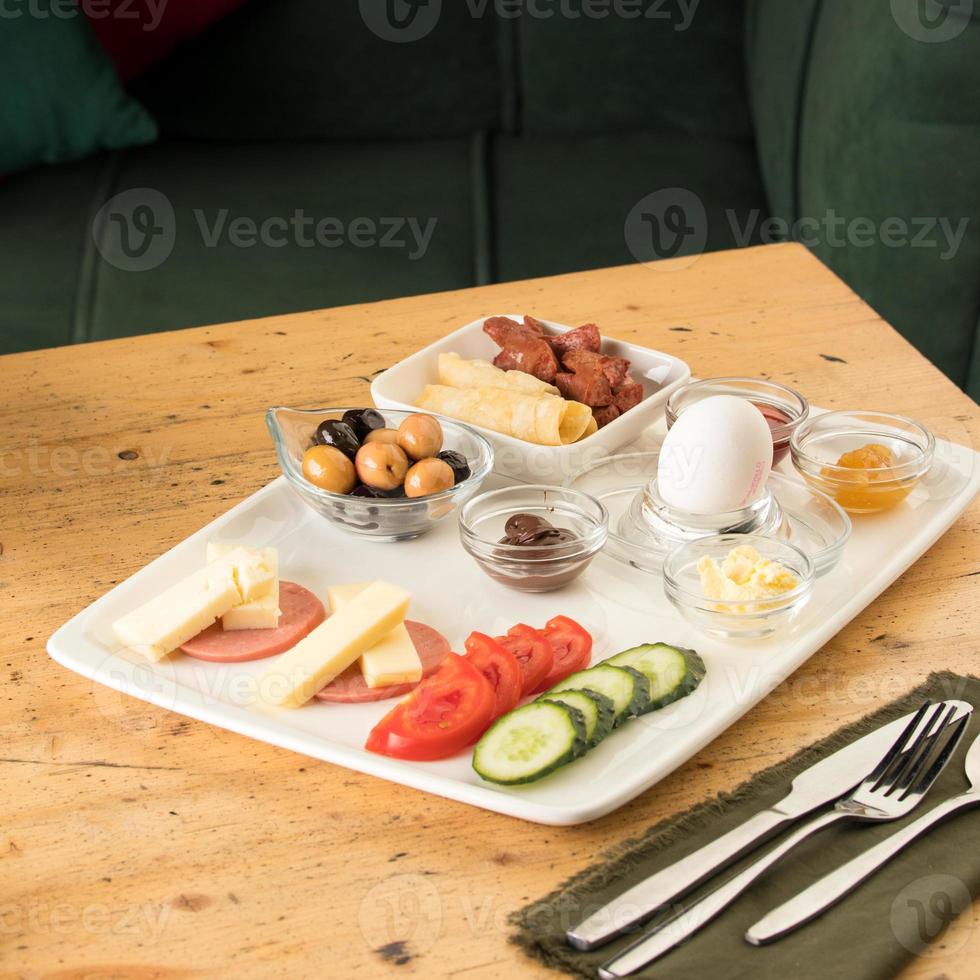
[566,705,970,951]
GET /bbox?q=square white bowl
[371,314,691,482]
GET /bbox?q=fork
[746,728,980,943]
[599,701,971,978]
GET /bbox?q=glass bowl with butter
[663,534,815,639]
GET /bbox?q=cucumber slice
[548,664,650,727]
[604,644,706,711]
[538,688,615,749]
[473,701,587,785]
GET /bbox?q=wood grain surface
[1,243,977,979]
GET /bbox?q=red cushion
[85,0,248,81]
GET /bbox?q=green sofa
[3,0,978,397]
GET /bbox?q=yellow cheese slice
[256,581,410,708]
[113,547,275,662]
[207,541,280,630]
[328,583,423,688]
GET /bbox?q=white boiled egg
[657,395,773,514]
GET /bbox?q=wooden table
[3,243,978,978]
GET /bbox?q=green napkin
[512,672,980,979]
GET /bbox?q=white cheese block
[256,581,410,708]
[207,541,280,630]
[113,547,275,662]
[221,592,281,631]
[328,583,422,688]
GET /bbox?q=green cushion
[968,316,980,401]
[744,0,822,221]
[518,0,752,141]
[0,3,156,173]
[492,131,768,281]
[132,0,501,141]
[0,156,111,352]
[76,139,480,341]
[797,1,980,391]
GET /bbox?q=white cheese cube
[256,581,410,708]
[328,583,422,688]
[113,547,275,661]
[221,593,281,631]
[207,541,280,630]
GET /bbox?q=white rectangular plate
[48,423,979,825]
[371,314,691,483]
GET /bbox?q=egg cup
[566,452,850,577]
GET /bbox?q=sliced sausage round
[314,621,450,703]
[180,581,325,663]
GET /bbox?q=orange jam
[821,442,912,512]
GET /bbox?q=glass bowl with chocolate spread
[459,486,608,592]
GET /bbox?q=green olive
[404,458,454,498]
[364,427,399,446]
[355,443,410,490]
[302,445,356,494]
[397,414,443,461]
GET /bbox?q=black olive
[437,449,471,484]
[342,408,386,441]
[315,419,360,459]
[350,483,405,499]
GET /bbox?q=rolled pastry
[416,384,594,446]
[438,352,559,396]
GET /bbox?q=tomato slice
[540,615,593,690]
[463,632,523,717]
[497,624,555,696]
[365,653,496,761]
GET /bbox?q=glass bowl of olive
[266,406,494,541]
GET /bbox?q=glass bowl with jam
[459,486,608,592]
[666,378,809,465]
[790,411,935,514]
